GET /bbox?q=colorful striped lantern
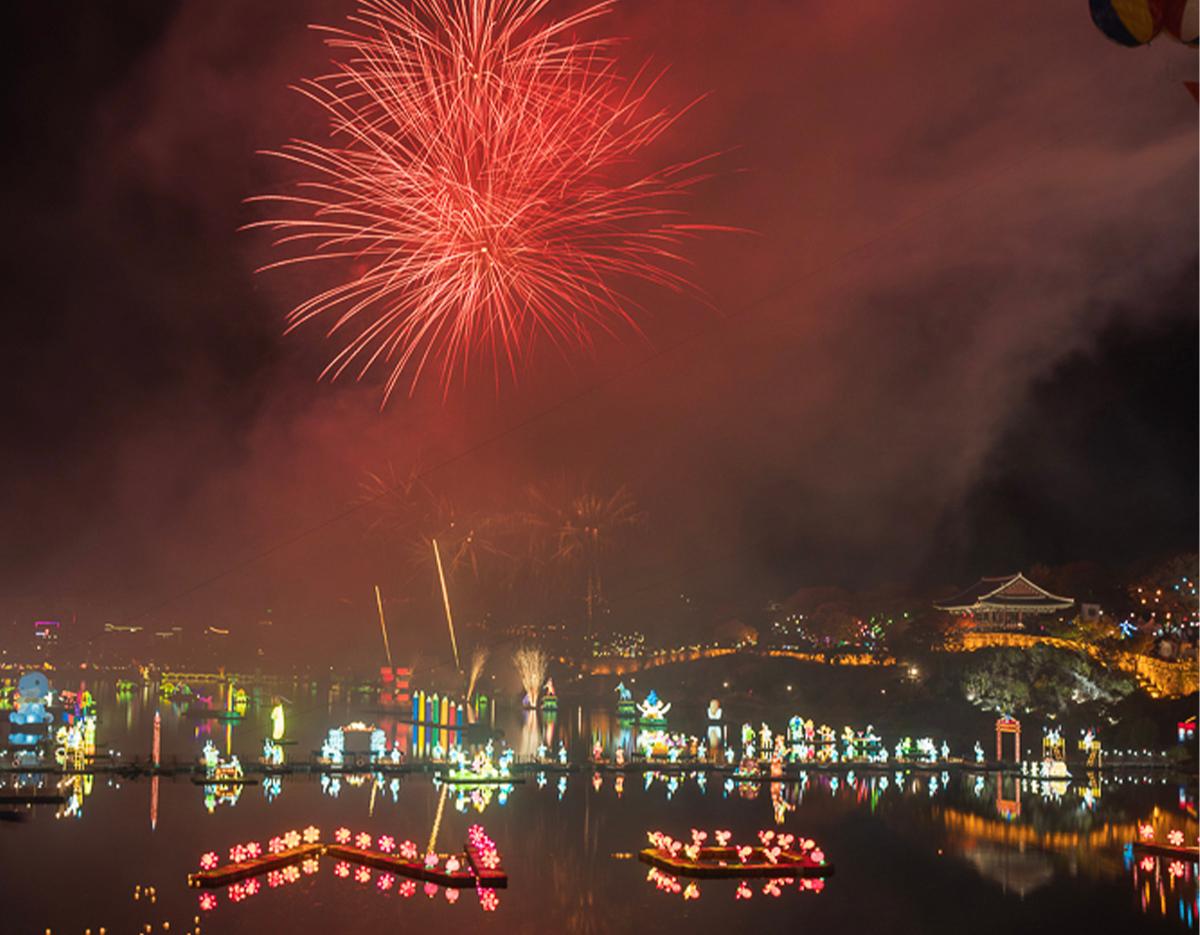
[1089,0,1164,46]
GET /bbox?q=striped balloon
[1089,0,1164,46]
[1162,0,1200,44]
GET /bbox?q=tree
[518,479,644,640]
[1127,553,1199,637]
[960,647,1134,717]
[805,601,859,649]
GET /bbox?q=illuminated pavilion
[934,572,1074,631]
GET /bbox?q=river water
[1,680,1194,934]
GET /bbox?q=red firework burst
[249,0,722,402]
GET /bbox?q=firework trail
[250,0,723,402]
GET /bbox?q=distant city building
[33,620,61,652]
[594,630,646,658]
[935,572,1074,631]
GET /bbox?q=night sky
[2,2,1196,647]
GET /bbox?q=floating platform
[439,775,525,786]
[1133,840,1200,859]
[638,845,833,880]
[182,710,243,721]
[189,827,506,891]
[0,793,67,805]
[190,777,259,786]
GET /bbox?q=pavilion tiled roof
[934,572,1074,613]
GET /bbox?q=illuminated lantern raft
[189,824,507,894]
[639,829,833,881]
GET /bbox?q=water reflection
[2,680,1196,933]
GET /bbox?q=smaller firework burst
[467,646,490,701]
[513,645,548,708]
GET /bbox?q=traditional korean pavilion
[934,572,1074,631]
